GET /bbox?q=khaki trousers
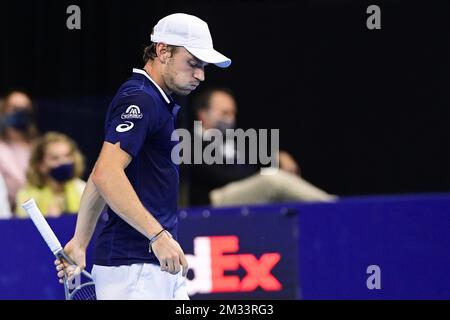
[210,170,336,206]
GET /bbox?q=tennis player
[55,13,231,299]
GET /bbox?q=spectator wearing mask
[188,87,337,206]
[16,132,86,218]
[0,90,38,210]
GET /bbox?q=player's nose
[194,68,205,82]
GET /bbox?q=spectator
[0,173,12,219]
[0,90,38,211]
[15,132,86,218]
[188,87,337,206]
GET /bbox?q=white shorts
[91,263,189,300]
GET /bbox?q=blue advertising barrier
[0,193,449,299]
[297,193,450,299]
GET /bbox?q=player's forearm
[73,174,106,249]
[92,165,163,240]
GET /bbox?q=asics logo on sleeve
[116,121,134,132]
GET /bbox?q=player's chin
[175,86,197,96]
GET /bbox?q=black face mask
[49,163,75,183]
[1,110,34,132]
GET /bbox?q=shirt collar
[132,68,171,105]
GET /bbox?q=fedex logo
[186,236,282,295]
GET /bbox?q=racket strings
[71,283,97,300]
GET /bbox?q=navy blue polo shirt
[94,68,181,267]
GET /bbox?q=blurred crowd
[0,88,335,219]
[0,90,86,219]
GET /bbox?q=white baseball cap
[150,13,231,68]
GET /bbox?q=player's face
[163,47,208,96]
[40,141,74,175]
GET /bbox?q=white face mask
[215,120,235,135]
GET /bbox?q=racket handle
[56,249,76,265]
[22,198,63,255]
[22,198,94,280]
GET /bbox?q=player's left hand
[151,231,189,277]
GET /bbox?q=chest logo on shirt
[121,105,143,120]
[116,121,134,132]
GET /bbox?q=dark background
[1,0,449,198]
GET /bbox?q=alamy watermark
[66,5,81,30]
[366,264,381,290]
[366,5,381,30]
[171,121,280,175]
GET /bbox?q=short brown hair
[26,132,85,188]
[142,42,179,64]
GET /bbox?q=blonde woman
[16,132,86,218]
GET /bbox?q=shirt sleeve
[104,92,160,158]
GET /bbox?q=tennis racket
[21,198,96,300]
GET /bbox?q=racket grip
[22,198,63,255]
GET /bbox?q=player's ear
[155,43,170,64]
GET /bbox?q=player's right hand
[151,232,189,277]
[54,238,87,284]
